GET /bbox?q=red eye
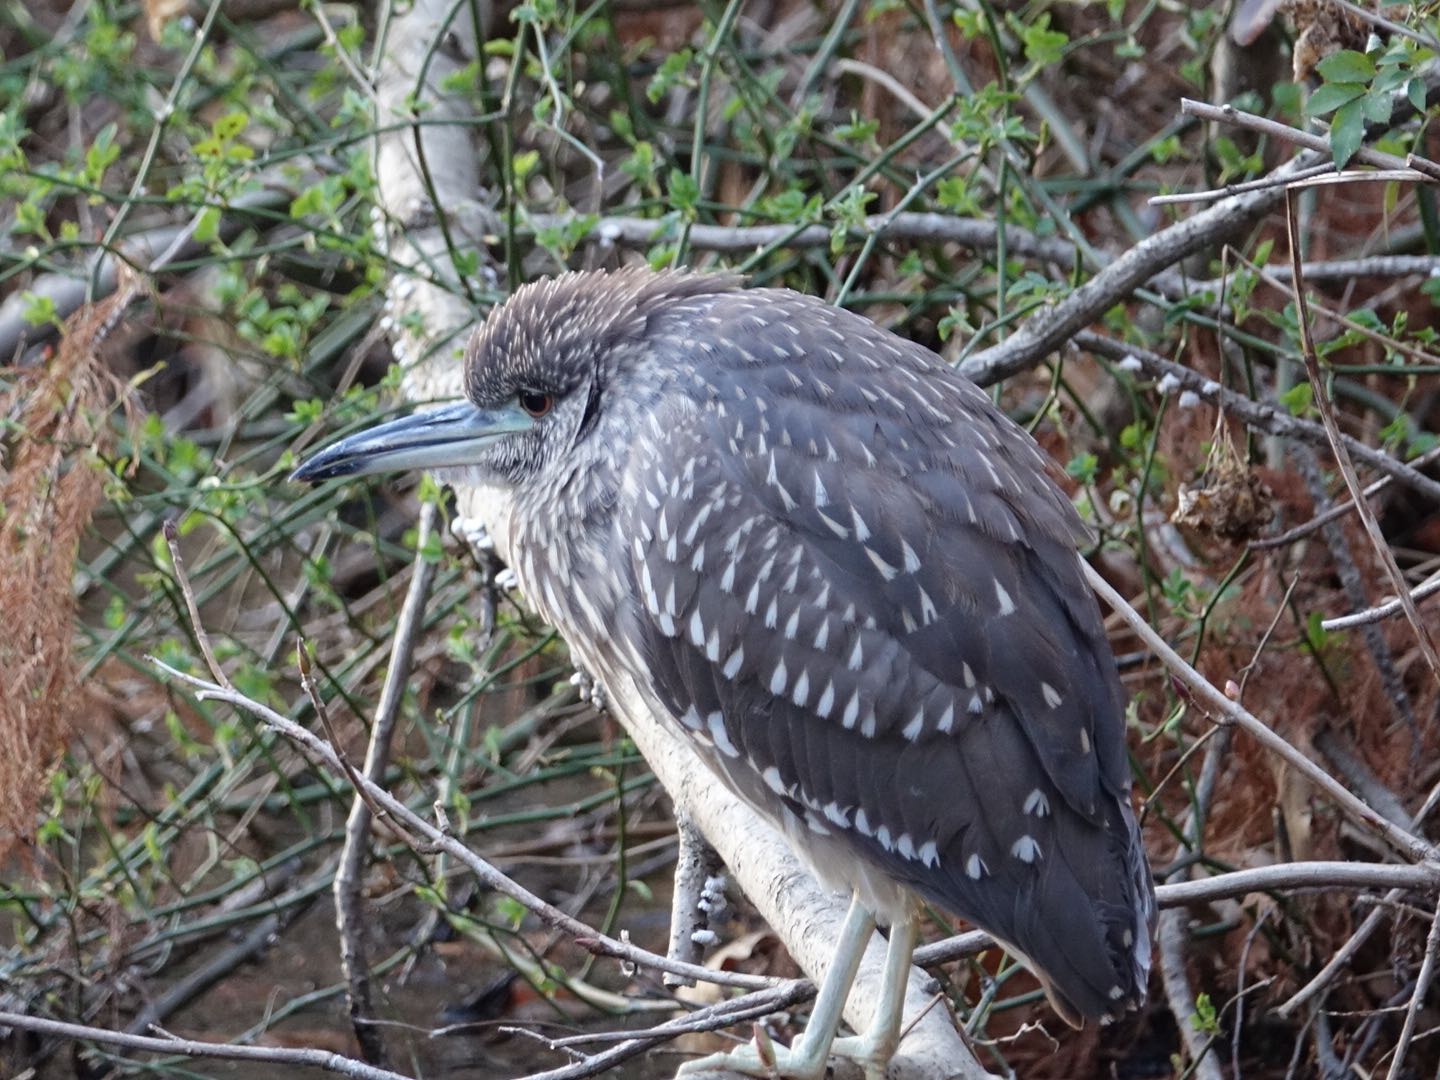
[519,390,553,418]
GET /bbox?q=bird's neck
[506,451,629,641]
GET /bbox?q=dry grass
[0,293,133,859]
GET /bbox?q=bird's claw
[570,668,608,712]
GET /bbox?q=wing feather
[613,288,1151,1019]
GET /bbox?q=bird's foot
[677,1029,836,1080]
[569,667,608,712]
[451,515,495,555]
[829,1032,896,1080]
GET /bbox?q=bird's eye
[518,390,554,419]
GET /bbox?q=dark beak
[291,401,534,483]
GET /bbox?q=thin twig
[0,1012,411,1080]
[1284,189,1440,683]
[1178,99,1423,175]
[163,519,231,690]
[961,149,1326,387]
[334,500,441,1065]
[1385,902,1440,1080]
[1082,563,1440,866]
[148,658,780,992]
[1158,907,1223,1080]
[1076,332,1440,504]
[1251,445,1440,551]
[1322,572,1440,631]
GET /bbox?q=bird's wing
[613,289,1148,1019]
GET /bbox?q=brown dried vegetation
[0,295,133,860]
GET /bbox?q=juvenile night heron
[294,268,1155,1077]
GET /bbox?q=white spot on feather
[1023,789,1050,817]
[791,669,810,706]
[816,681,836,718]
[817,509,848,538]
[936,704,955,733]
[1011,835,1042,862]
[995,580,1016,616]
[708,712,739,758]
[851,507,871,541]
[901,540,921,573]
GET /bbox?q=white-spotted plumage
[445,268,1154,1029]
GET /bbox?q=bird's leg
[679,892,874,1079]
[828,914,921,1079]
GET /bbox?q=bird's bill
[290,401,532,482]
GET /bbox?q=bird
[293,267,1156,1078]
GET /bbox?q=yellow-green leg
[679,893,874,1079]
[829,915,920,1079]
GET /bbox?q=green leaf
[667,168,699,213]
[1316,49,1375,84]
[1066,452,1099,484]
[212,111,248,141]
[1329,99,1366,168]
[1307,81,1364,116]
[1408,76,1427,113]
[22,292,59,327]
[1020,16,1067,67]
[1280,381,1313,416]
[193,205,221,244]
[1361,90,1392,125]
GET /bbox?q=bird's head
[291,267,739,490]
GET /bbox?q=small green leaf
[21,292,59,328]
[1280,381,1313,416]
[212,111,248,141]
[1192,991,1221,1035]
[1408,76,1427,113]
[668,168,699,213]
[193,205,221,244]
[1329,99,1366,168]
[1066,452,1099,484]
[1020,16,1067,67]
